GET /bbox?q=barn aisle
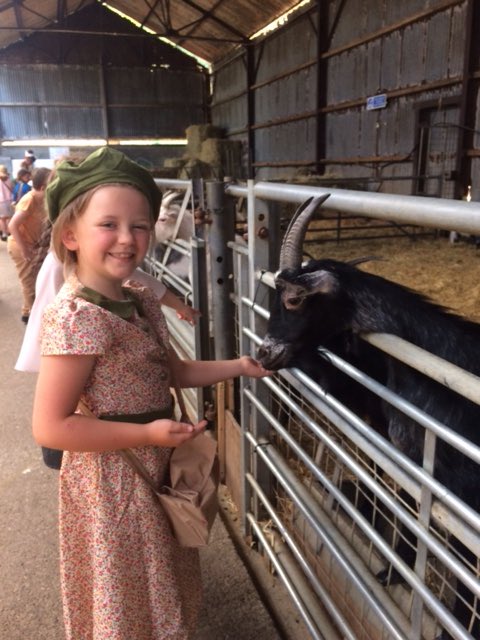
[0,240,294,640]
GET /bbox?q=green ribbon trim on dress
[76,285,144,320]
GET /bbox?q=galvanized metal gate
[149,178,480,640]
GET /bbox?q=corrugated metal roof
[0,0,306,64]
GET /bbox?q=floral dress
[41,273,201,640]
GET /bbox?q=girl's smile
[62,185,153,298]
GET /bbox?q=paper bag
[159,433,220,547]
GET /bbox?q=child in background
[12,168,32,204]
[20,149,36,172]
[8,167,51,323]
[0,164,13,240]
[32,147,270,640]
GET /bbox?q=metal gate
[224,182,480,640]
[148,178,480,639]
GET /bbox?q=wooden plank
[216,382,226,482]
[225,410,243,512]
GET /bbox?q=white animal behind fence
[154,190,195,282]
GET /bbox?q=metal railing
[224,180,480,640]
[148,176,480,638]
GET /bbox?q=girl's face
[62,185,153,297]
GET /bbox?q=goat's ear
[301,270,337,294]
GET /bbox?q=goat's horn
[161,191,180,207]
[278,194,331,270]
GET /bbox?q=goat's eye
[285,296,303,309]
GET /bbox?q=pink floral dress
[41,273,201,640]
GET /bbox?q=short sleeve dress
[41,273,201,640]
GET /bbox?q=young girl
[32,147,270,640]
[16,248,200,373]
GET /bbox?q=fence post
[205,180,236,359]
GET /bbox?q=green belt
[100,400,174,424]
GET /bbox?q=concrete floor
[0,240,307,640]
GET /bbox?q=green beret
[46,147,161,222]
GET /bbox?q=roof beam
[56,0,66,22]
[140,0,171,31]
[178,0,247,41]
[12,0,25,32]
[0,25,242,44]
[173,0,243,50]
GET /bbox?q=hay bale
[151,167,180,179]
[199,138,243,179]
[178,158,215,179]
[186,124,223,158]
[163,157,186,169]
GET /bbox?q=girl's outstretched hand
[176,306,201,325]
[150,418,207,447]
[239,355,273,378]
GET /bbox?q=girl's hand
[239,355,273,378]
[176,306,201,325]
[149,418,207,447]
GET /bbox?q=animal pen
[148,177,480,640]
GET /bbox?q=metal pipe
[246,473,357,640]
[364,332,480,408]
[287,363,480,534]
[245,433,412,640]
[244,385,480,600]
[247,433,474,640]
[206,181,236,360]
[242,309,480,533]
[246,514,328,640]
[321,348,480,467]
[154,178,191,191]
[225,182,480,236]
[279,367,480,558]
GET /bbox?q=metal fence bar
[245,473,356,640]
[246,381,480,603]
[241,310,480,536]
[226,181,480,236]
[243,396,475,640]
[245,431,413,640]
[246,513,329,640]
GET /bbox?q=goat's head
[155,190,194,246]
[157,190,182,225]
[257,195,375,371]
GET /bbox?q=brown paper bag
[77,399,219,548]
[158,433,220,547]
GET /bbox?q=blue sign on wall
[366,94,387,110]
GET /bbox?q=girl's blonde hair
[51,183,155,273]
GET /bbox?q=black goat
[257,196,480,640]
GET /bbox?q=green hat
[46,147,161,222]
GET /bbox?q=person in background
[12,168,32,204]
[31,147,270,640]
[20,149,36,171]
[7,167,51,323]
[0,164,14,241]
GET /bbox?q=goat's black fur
[258,258,480,640]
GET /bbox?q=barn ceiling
[0,0,307,64]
